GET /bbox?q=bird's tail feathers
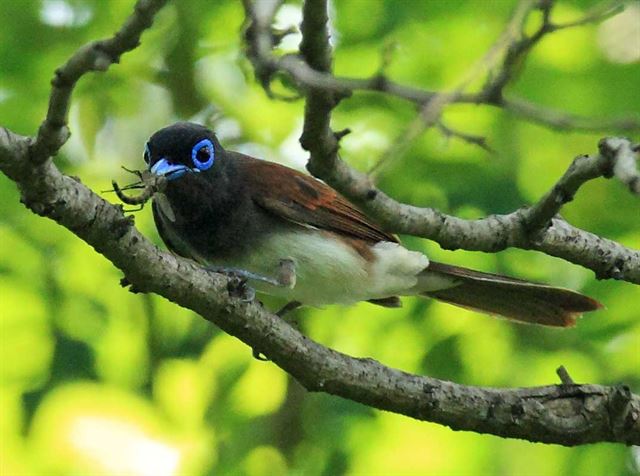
[421,261,602,327]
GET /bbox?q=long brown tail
[421,262,602,327]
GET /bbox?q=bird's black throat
[152,151,283,262]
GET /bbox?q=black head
[146,122,258,258]
[145,122,222,181]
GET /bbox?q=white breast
[223,231,433,306]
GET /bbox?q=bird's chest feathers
[154,175,255,259]
[232,230,372,305]
[231,232,429,307]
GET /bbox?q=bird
[144,121,601,327]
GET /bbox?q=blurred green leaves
[1,0,639,475]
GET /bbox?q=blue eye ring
[143,143,151,164]
[191,138,215,171]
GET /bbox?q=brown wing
[234,153,397,244]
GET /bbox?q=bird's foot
[226,274,256,302]
[204,266,265,302]
[206,266,280,286]
[206,259,297,289]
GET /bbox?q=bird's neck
[166,162,238,220]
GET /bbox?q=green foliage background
[1,0,638,475]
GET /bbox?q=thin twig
[557,365,576,385]
[368,0,531,175]
[503,97,640,132]
[436,121,493,152]
[479,0,552,104]
[29,0,168,163]
[243,0,639,133]
[552,0,624,30]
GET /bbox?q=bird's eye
[143,143,151,164]
[191,138,215,171]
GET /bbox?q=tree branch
[30,0,168,163]
[298,0,342,174]
[521,139,638,233]
[242,0,640,283]
[302,145,640,283]
[435,121,493,153]
[1,126,639,446]
[2,0,639,448]
[501,96,640,131]
[243,0,640,133]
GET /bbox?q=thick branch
[1,127,639,445]
[298,0,341,173]
[2,0,639,448]
[308,145,639,283]
[30,0,168,162]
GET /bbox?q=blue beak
[150,158,192,180]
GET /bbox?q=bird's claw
[226,274,256,302]
[206,265,279,286]
[205,260,297,290]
